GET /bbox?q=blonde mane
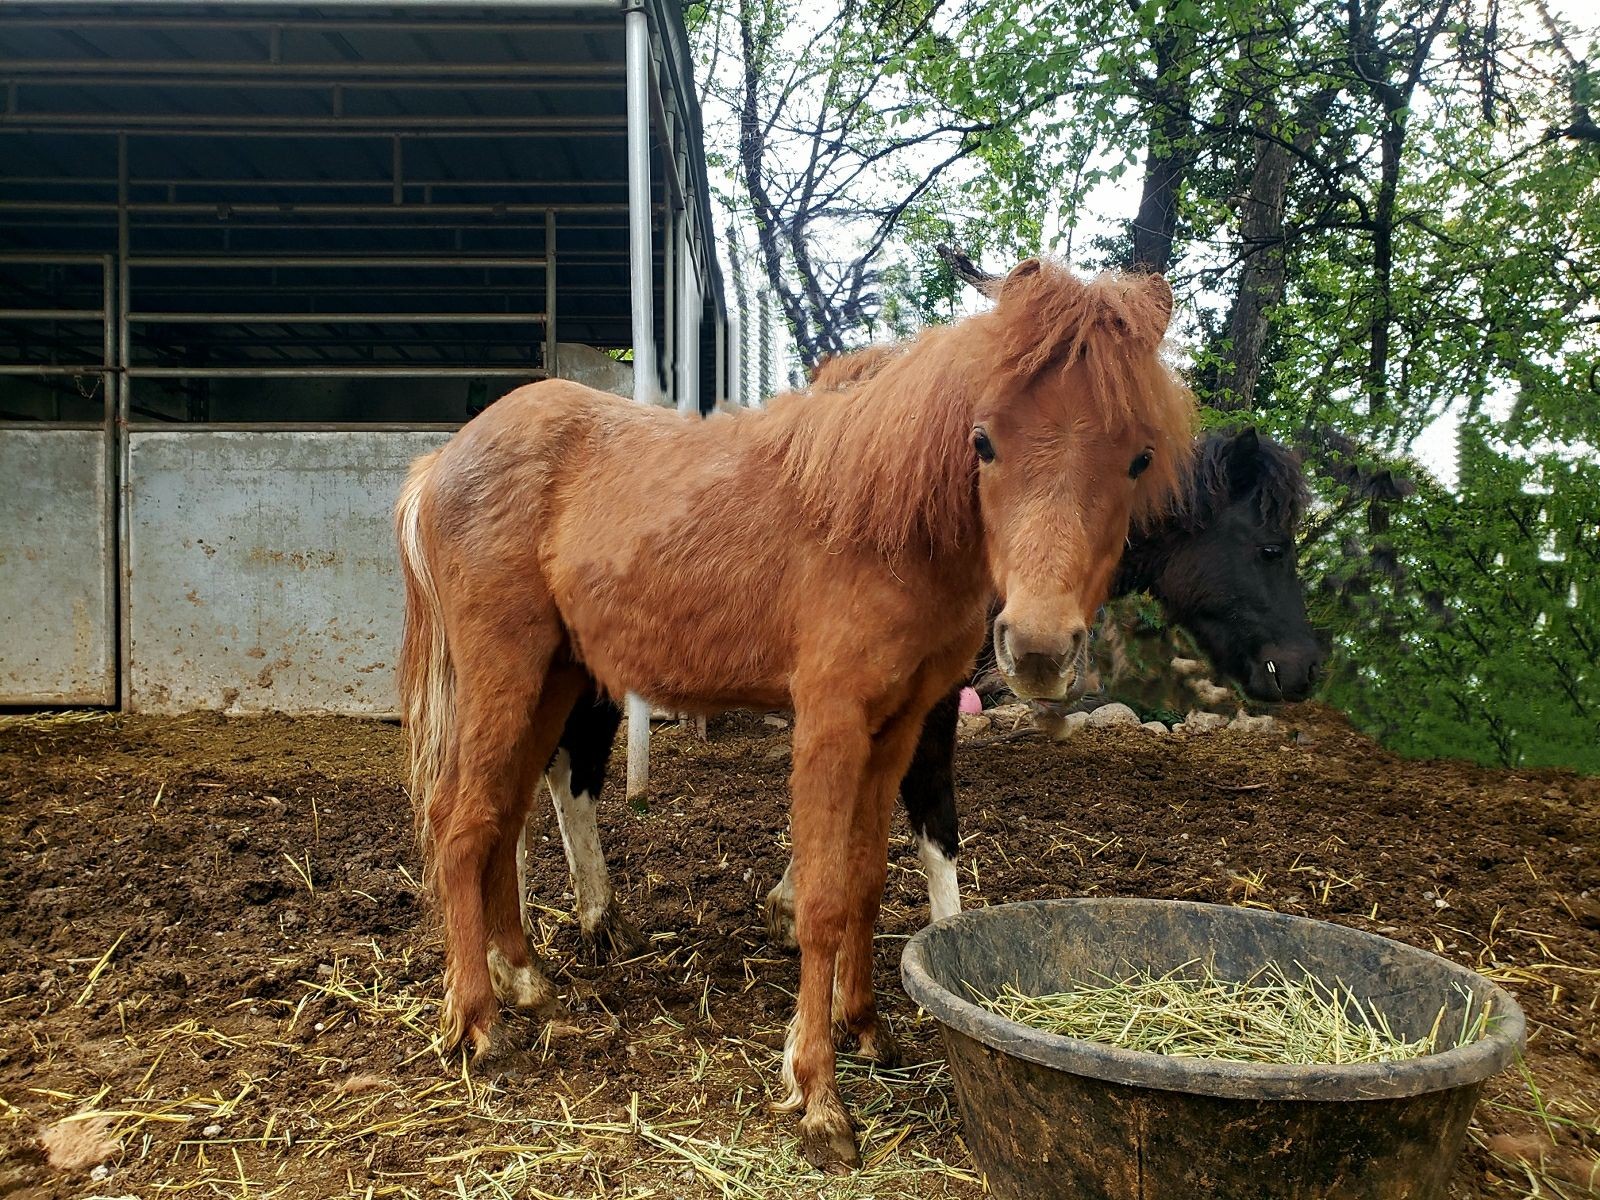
[769,260,1194,558]
[809,343,907,391]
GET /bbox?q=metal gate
[0,255,117,704]
[1,1,732,733]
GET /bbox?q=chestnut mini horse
[539,426,1322,960]
[395,259,1193,1170]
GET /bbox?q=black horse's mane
[1183,428,1310,534]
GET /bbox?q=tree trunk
[1209,90,1338,411]
[1127,23,1196,275]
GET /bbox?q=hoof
[442,987,500,1059]
[798,1106,860,1174]
[487,946,557,1014]
[579,901,646,964]
[471,1019,519,1066]
[762,887,799,953]
[835,1016,901,1068]
[855,1021,903,1069]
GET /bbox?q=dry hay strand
[0,709,111,731]
[1475,1064,1600,1199]
[973,961,1490,1066]
[29,934,980,1199]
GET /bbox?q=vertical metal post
[662,200,675,408]
[726,304,742,407]
[544,209,557,379]
[713,310,726,409]
[624,1,655,800]
[115,134,132,711]
[675,217,697,416]
[98,252,117,702]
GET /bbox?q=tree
[694,0,1600,767]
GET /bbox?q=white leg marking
[918,833,961,924]
[516,819,531,937]
[775,1013,804,1112]
[486,945,553,1010]
[547,749,615,936]
[763,857,799,948]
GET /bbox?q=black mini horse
[535,427,1322,959]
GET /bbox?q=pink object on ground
[958,687,983,715]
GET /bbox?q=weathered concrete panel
[126,430,453,714]
[0,429,115,704]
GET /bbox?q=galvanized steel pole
[675,215,698,416]
[624,0,654,801]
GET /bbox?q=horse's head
[978,260,1194,702]
[1150,428,1324,702]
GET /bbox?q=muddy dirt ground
[1,706,1597,1199]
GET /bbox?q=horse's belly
[544,506,795,708]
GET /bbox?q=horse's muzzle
[993,616,1090,702]
[1247,640,1324,703]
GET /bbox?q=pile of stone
[958,700,1276,742]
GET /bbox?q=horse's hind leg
[905,687,962,923]
[483,663,587,1014]
[762,858,799,951]
[547,688,641,962]
[434,624,562,1055]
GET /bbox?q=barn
[0,0,743,716]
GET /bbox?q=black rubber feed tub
[901,899,1525,1200]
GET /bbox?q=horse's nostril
[993,618,1014,664]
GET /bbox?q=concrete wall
[0,428,114,704]
[125,429,452,714]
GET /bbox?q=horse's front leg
[764,686,963,949]
[831,694,948,1068]
[779,699,872,1173]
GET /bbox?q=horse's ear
[1225,427,1262,499]
[998,257,1043,299]
[1145,274,1173,329]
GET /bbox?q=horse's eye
[1129,449,1153,479]
[973,428,996,464]
[1261,544,1285,561]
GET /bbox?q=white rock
[1086,702,1140,728]
[986,701,1032,728]
[1038,709,1090,741]
[203,1124,223,1138]
[89,1165,112,1183]
[1230,711,1277,732]
[1182,710,1230,733]
[1189,679,1235,706]
[1140,721,1169,735]
[956,713,992,739]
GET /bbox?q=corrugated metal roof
[0,1,722,387]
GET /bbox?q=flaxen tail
[395,451,451,860]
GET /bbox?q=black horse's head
[1132,428,1324,703]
